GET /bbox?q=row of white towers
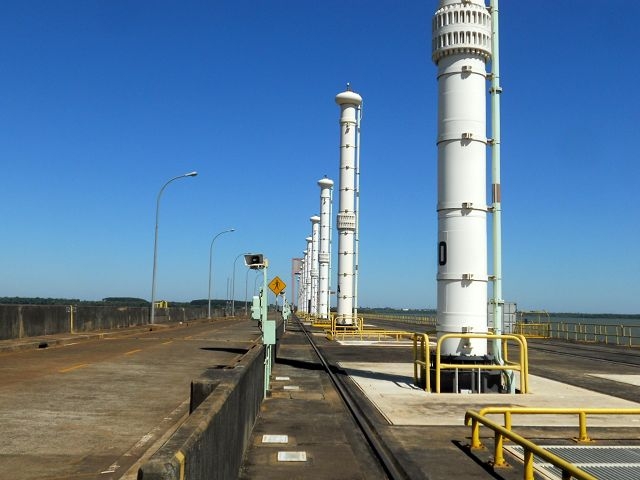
[296,87,362,325]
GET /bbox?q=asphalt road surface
[0,318,260,480]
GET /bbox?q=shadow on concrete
[275,356,325,371]
[200,346,249,355]
[452,439,508,479]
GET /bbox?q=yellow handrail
[464,410,598,480]
[470,406,640,447]
[435,333,529,393]
[412,333,431,393]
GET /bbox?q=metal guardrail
[361,313,437,326]
[412,333,433,393]
[465,407,640,480]
[324,314,413,342]
[514,322,640,347]
[413,333,529,394]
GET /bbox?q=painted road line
[124,349,143,356]
[59,363,90,373]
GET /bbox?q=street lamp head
[185,171,198,177]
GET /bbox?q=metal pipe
[490,0,505,363]
[353,103,362,321]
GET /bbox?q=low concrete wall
[139,342,265,479]
[0,305,219,341]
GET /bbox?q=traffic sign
[268,276,286,296]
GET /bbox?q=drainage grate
[507,445,640,480]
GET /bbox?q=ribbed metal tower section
[335,88,362,326]
[310,215,321,316]
[432,0,492,356]
[318,178,334,319]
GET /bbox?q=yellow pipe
[465,410,598,480]
[435,333,528,393]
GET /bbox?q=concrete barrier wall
[0,305,220,341]
[139,342,265,480]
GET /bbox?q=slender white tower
[304,237,313,314]
[317,177,334,319]
[432,0,492,356]
[310,215,321,316]
[335,86,362,326]
[300,251,307,313]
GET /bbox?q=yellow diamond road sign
[268,276,286,296]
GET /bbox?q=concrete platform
[342,361,640,427]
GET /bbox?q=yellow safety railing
[412,333,529,394]
[361,312,437,327]
[436,333,529,393]
[513,322,550,338]
[470,406,640,446]
[513,318,640,347]
[465,407,640,480]
[464,410,597,480]
[326,314,413,342]
[310,315,331,328]
[412,333,432,393]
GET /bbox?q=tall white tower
[304,236,313,314]
[310,215,321,316]
[335,87,362,326]
[432,0,492,356]
[318,177,334,319]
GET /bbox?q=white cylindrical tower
[310,215,321,316]
[304,236,313,314]
[318,177,334,319]
[433,0,492,356]
[335,87,362,326]
[300,251,307,313]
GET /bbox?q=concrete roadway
[0,318,261,480]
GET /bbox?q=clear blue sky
[1,1,638,314]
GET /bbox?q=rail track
[293,315,410,480]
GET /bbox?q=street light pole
[231,252,249,316]
[244,267,250,315]
[150,171,198,325]
[208,228,235,318]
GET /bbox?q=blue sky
[1,1,638,314]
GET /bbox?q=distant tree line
[0,297,228,308]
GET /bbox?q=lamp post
[150,171,198,325]
[208,228,235,318]
[245,267,250,315]
[231,252,249,316]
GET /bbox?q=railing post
[523,449,534,480]
[578,411,591,443]
[471,419,483,449]
[493,430,507,467]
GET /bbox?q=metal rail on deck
[471,406,640,446]
[464,410,597,480]
[325,314,413,342]
[465,407,640,480]
[514,321,640,347]
[413,333,529,393]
